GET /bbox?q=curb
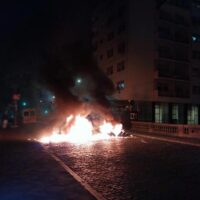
[41,145,106,200]
[134,133,200,148]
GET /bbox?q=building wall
[92,0,200,124]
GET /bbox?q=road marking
[135,134,200,148]
[41,145,106,200]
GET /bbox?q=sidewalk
[0,123,51,141]
[0,141,95,200]
[133,132,200,147]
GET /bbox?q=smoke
[40,41,115,117]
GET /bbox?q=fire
[40,114,123,144]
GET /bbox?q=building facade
[92,0,200,124]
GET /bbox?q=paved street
[0,141,95,200]
[46,136,200,200]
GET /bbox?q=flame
[40,114,123,144]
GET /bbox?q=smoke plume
[40,42,115,117]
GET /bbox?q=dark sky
[0,0,97,75]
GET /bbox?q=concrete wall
[132,121,200,139]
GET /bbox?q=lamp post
[12,93,21,128]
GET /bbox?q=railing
[131,121,200,139]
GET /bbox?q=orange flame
[40,114,123,144]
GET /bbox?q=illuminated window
[172,104,179,123]
[187,106,198,125]
[155,103,168,123]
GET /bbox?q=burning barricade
[40,112,124,144]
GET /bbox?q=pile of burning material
[40,112,124,144]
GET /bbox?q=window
[187,106,198,125]
[157,82,169,96]
[172,104,179,123]
[117,61,125,72]
[118,42,126,54]
[155,103,169,123]
[116,80,125,92]
[107,49,114,58]
[155,104,162,123]
[193,85,200,95]
[158,46,171,59]
[106,66,113,75]
[158,26,171,39]
[192,67,200,77]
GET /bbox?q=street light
[76,78,82,85]
[22,101,27,107]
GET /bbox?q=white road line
[42,145,106,200]
[135,134,200,148]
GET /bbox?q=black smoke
[40,41,115,116]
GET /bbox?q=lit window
[172,104,179,123]
[187,106,198,125]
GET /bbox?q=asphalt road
[46,136,200,200]
[0,141,95,200]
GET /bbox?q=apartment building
[92,0,200,124]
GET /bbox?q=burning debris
[40,113,124,144]
[39,42,125,144]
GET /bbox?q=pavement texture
[46,136,200,200]
[0,141,95,200]
[2,125,200,200]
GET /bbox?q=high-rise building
[92,0,200,124]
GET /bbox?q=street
[0,141,95,200]
[1,136,200,200]
[46,136,200,200]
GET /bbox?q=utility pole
[12,93,21,128]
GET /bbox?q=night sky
[0,0,96,75]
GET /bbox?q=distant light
[76,78,82,84]
[192,36,197,42]
[52,96,56,99]
[40,100,43,103]
[22,102,27,107]
[44,110,49,115]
